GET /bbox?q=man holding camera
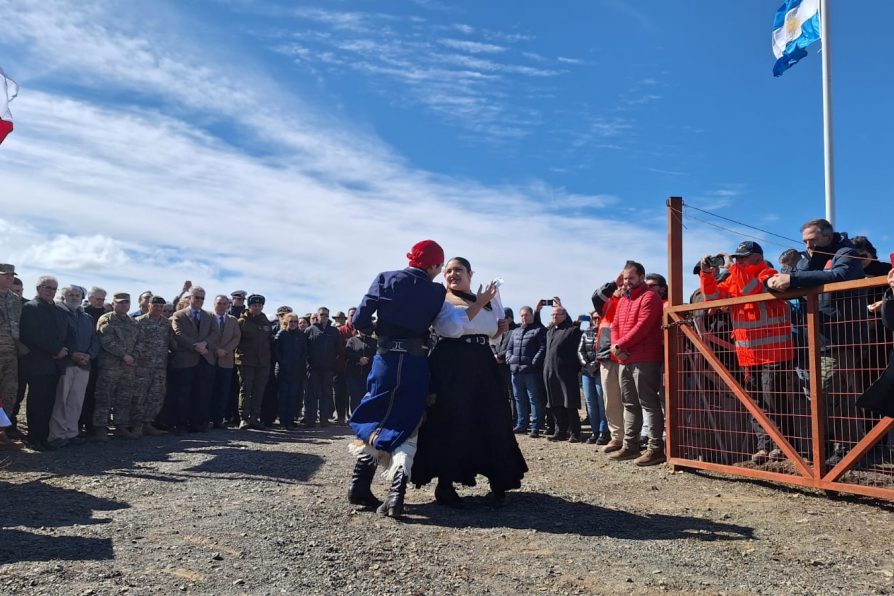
[700,241,798,463]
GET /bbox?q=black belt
[377,337,428,356]
[441,334,490,346]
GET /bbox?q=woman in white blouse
[412,257,528,506]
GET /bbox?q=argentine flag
[772,0,821,77]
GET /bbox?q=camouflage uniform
[133,314,172,424]
[0,288,22,416]
[94,311,140,427]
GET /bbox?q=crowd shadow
[181,448,324,483]
[406,491,754,541]
[0,480,124,565]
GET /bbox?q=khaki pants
[49,366,90,441]
[619,361,664,451]
[599,360,623,441]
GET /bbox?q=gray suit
[168,308,219,430]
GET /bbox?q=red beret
[407,240,445,270]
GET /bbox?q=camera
[705,255,727,269]
[539,299,554,307]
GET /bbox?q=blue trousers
[581,373,607,434]
[511,372,544,431]
[350,351,429,453]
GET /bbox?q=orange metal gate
[664,198,894,500]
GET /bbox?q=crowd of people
[1,216,892,517]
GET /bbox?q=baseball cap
[731,241,764,258]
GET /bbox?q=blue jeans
[277,378,304,425]
[511,372,544,431]
[581,373,607,434]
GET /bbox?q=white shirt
[433,300,500,339]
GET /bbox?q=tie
[194,311,201,327]
[219,316,225,330]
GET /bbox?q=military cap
[113,292,131,302]
[0,264,15,275]
[150,295,166,305]
[247,294,265,305]
[230,290,247,298]
[333,311,347,320]
[276,305,294,315]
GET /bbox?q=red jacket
[610,283,663,364]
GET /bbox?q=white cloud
[0,1,687,315]
[438,38,507,54]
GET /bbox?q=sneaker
[528,430,541,438]
[512,426,528,434]
[595,432,611,446]
[608,447,641,461]
[238,420,251,430]
[602,438,624,454]
[751,449,770,465]
[634,449,666,467]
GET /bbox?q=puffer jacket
[505,323,546,375]
[577,328,598,376]
[610,283,663,364]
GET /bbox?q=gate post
[665,197,683,463]
[805,292,826,479]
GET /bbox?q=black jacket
[543,319,582,409]
[505,323,546,375]
[20,297,68,377]
[345,334,377,382]
[273,328,308,382]
[306,322,342,371]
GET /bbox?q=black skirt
[412,337,528,491]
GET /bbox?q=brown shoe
[141,423,168,437]
[608,447,641,461]
[602,438,624,454]
[634,449,666,466]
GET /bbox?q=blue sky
[0,1,891,318]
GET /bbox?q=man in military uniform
[236,294,273,430]
[93,293,140,440]
[134,295,173,436]
[0,263,22,442]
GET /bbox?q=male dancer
[348,240,447,519]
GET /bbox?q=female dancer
[412,257,528,506]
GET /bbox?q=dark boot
[377,466,408,519]
[348,454,382,509]
[434,480,463,508]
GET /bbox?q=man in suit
[210,294,241,429]
[170,286,219,433]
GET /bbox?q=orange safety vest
[699,262,794,366]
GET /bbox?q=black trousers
[79,363,99,431]
[25,374,59,444]
[169,360,214,429]
[333,371,348,420]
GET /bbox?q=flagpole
[820,0,835,225]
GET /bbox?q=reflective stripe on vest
[735,333,793,349]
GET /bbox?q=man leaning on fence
[700,241,802,464]
[766,218,865,465]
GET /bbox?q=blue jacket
[305,322,341,371]
[273,328,308,382]
[59,304,101,369]
[788,232,864,349]
[505,323,546,375]
[353,267,446,339]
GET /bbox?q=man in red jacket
[609,260,665,466]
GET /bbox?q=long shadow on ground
[0,480,125,564]
[405,491,754,541]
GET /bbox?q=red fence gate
[664,197,894,500]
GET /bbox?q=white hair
[87,286,107,298]
[60,285,84,298]
[36,275,58,289]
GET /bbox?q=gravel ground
[1,423,893,595]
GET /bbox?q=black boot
[434,480,463,508]
[348,454,382,509]
[377,466,408,519]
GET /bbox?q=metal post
[820,0,835,225]
[665,197,683,463]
